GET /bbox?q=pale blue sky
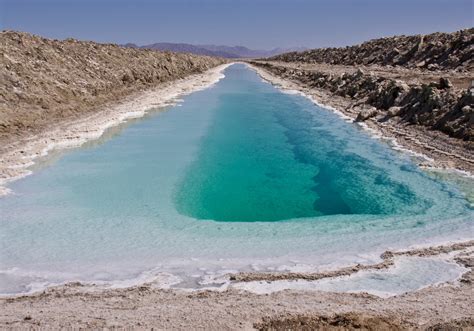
[1,0,472,49]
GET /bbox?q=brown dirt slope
[0,31,226,145]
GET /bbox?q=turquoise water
[175,70,429,221]
[0,64,472,295]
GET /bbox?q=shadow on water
[311,166,352,215]
[274,97,429,217]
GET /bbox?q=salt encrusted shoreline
[246,62,474,177]
[227,240,474,283]
[0,63,232,197]
[1,240,473,329]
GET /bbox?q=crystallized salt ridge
[229,255,469,297]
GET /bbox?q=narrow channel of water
[0,64,472,295]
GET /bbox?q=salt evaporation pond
[0,64,472,295]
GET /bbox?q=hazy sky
[1,0,472,49]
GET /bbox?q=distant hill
[122,42,307,58]
[141,43,238,58]
[195,45,307,58]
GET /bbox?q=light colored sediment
[0,63,232,196]
[246,61,474,174]
[1,241,473,329]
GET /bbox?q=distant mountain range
[122,42,307,58]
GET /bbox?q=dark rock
[439,77,453,89]
[355,68,365,77]
[462,105,472,115]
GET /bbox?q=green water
[175,66,428,221]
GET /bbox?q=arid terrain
[0,31,226,146]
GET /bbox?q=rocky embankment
[270,28,473,71]
[0,31,226,146]
[251,62,473,141]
